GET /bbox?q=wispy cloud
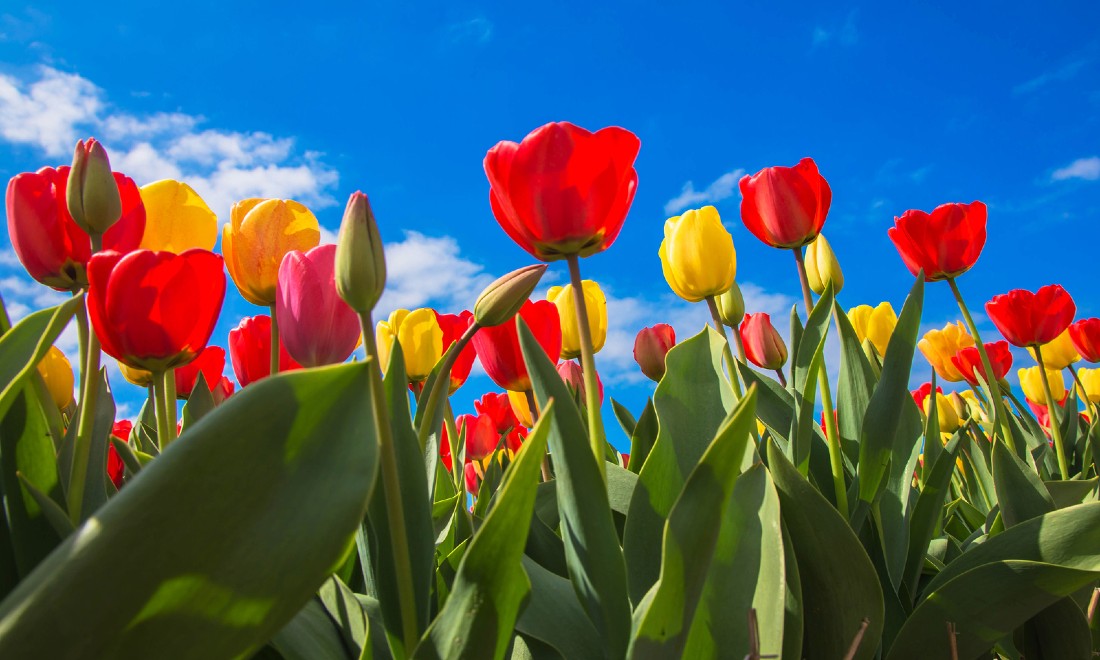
[812,10,859,49]
[664,168,744,215]
[1013,58,1091,95]
[1051,156,1100,182]
[443,17,493,45]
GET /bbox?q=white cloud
[664,168,745,215]
[1052,156,1100,182]
[376,231,496,318]
[0,66,101,156]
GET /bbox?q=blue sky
[2,2,1098,445]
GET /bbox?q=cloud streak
[1051,156,1100,182]
[664,168,744,215]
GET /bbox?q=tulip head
[376,308,444,382]
[740,313,788,371]
[985,285,1076,348]
[950,341,1013,389]
[275,244,361,368]
[139,180,218,253]
[557,360,603,404]
[659,205,737,302]
[804,234,844,295]
[888,202,987,281]
[1069,318,1100,363]
[924,392,962,433]
[37,346,74,410]
[1018,366,1066,405]
[633,324,676,382]
[918,322,975,382]
[1076,368,1100,404]
[336,191,386,313]
[507,390,534,427]
[547,280,607,359]
[716,282,745,327]
[470,299,562,392]
[1027,328,1080,370]
[119,362,153,388]
[436,310,477,393]
[474,264,548,327]
[739,158,831,249]
[228,315,302,387]
[847,302,897,359]
[225,198,321,307]
[174,346,226,400]
[67,138,122,236]
[911,382,943,411]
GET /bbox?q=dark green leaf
[0,296,82,422]
[903,436,961,601]
[515,556,602,660]
[610,398,636,441]
[789,284,833,472]
[833,300,876,465]
[626,399,657,474]
[992,439,1055,527]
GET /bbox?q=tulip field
[4,121,1100,660]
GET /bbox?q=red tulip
[107,420,132,489]
[985,285,1076,348]
[228,315,302,387]
[739,158,831,249]
[740,313,788,370]
[471,299,562,392]
[484,122,641,261]
[214,376,234,404]
[1069,318,1100,363]
[173,346,225,399]
[557,360,604,404]
[1026,395,1067,431]
[464,462,480,493]
[888,202,986,282]
[474,392,528,452]
[87,249,225,372]
[911,382,942,410]
[633,324,676,382]
[275,244,361,367]
[6,166,145,291]
[950,341,1013,388]
[436,310,478,393]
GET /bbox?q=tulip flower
[436,311,477,393]
[484,121,641,261]
[739,158,831,249]
[474,392,528,453]
[918,322,975,383]
[804,234,844,295]
[847,303,897,359]
[471,300,562,392]
[924,392,962,433]
[6,166,145,291]
[887,202,987,282]
[557,360,604,404]
[275,244,361,368]
[1076,368,1100,403]
[376,308,444,382]
[87,249,225,371]
[985,285,1076,348]
[951,341,1012,389]
[1069,319,1100,363]
[507,390,534,427]
[228,315,303,387]
[634,324,676,382]
[959,390,990,425]
[1027,329,1080,370]
[107,420,132,489]
[36,346,74,410]
[547,280,607,359]
[740,313,788,371]
[716,283,745,327]
[119,362,153,388]
[1018,366,1066,405]
[659,206,737,303]
[911,382,943,411]
[224,198,321,306]
[335,192,386,313]
[138,180,218,253]
[67,138,122,236]
[457,413,500,462]
[173,346,226,400]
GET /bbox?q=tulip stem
[269,305,280,377]
[417,322,480,451]
[165,368,178,439]
[566,255,608,483]
[443,401,462,487]
[775,369,788,388]
[153,370,175,450]
[359,310,421,654]
[526,389,551,481]
[705,296,745,400]
[1067,364,1100,427]
[1035,346,1071,479]
[946,277,1016,453]
[66,292,100,524]
[793,248,848,519]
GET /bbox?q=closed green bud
[474,264,548,326]
[67,138,122,236]
[716,282,745,327]
[335,191,386,313]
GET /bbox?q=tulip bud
[1018,366,1065,405]
[556,360,604,404]
[848,302,897,359]
[659,205,737,302]
[924,392,961,433]
[740,313,788,370]
[67,138,122,236]
[119,361,154,388]
[716,282,746,327]
[547,280,607,359]
[336,192,387,313]
[474,264,548,327]
[634,324,676,382]
[36,346,74,410]
[804,234,844,295]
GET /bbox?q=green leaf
[515,556,602,660]
[1014,596,1092,660]
[624,328,736,602]
[833,299,877,466]
[875,395,923,591]
[626,399,657,474]
[318,576,371,659]
[768,441,884,659]
[71,368,116,520]
[1045,478,1099,509]
[780,521,804,660]
[611,397,637,440]
[629,387,757,658]
[519,319,631,658]
[992,439,1055,527]
[903,436,961,601]
[268,599,355,660]
[16,473,74,539]
[788,284,833,472]
[417,401,552,660]
[0,362,378,658]
[180,372,216,431]
[856,274,924,511]
[0,295,82,423]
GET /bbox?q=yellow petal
[139,180,218,253]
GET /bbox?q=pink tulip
[275,244,361,367]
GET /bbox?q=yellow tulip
[1027,329,1080,370]
[119,361,153,388]
[224,198,321,306]
[508,390,534,427]
[659,205,737,303]
[847,302,897,358]
[924,392,961,433]
[376,308,444,382]
[918,322,975,382]
[958,390,989,424]
[546,280,606,359]
[138,180,218,252]
[1018,366,1065,405]
[805,234,844,295]
[36,346,73,410]
[1076,368,1100,404]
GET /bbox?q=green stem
[417,322,480,450]
[359,310,420,654]
[74,295,89,406]
[153,370,174,451]
[269,304,280,377]
[1035,346,1071,479]
[66,235,103,524]
[165,368,178,439]
[793,248,848,519]
[526,388,551,481]
[946,277,1016,453]
[443,400,462,490]
[705,296,745,399]
[565,254,608,483]
[1067,364,1099,426]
